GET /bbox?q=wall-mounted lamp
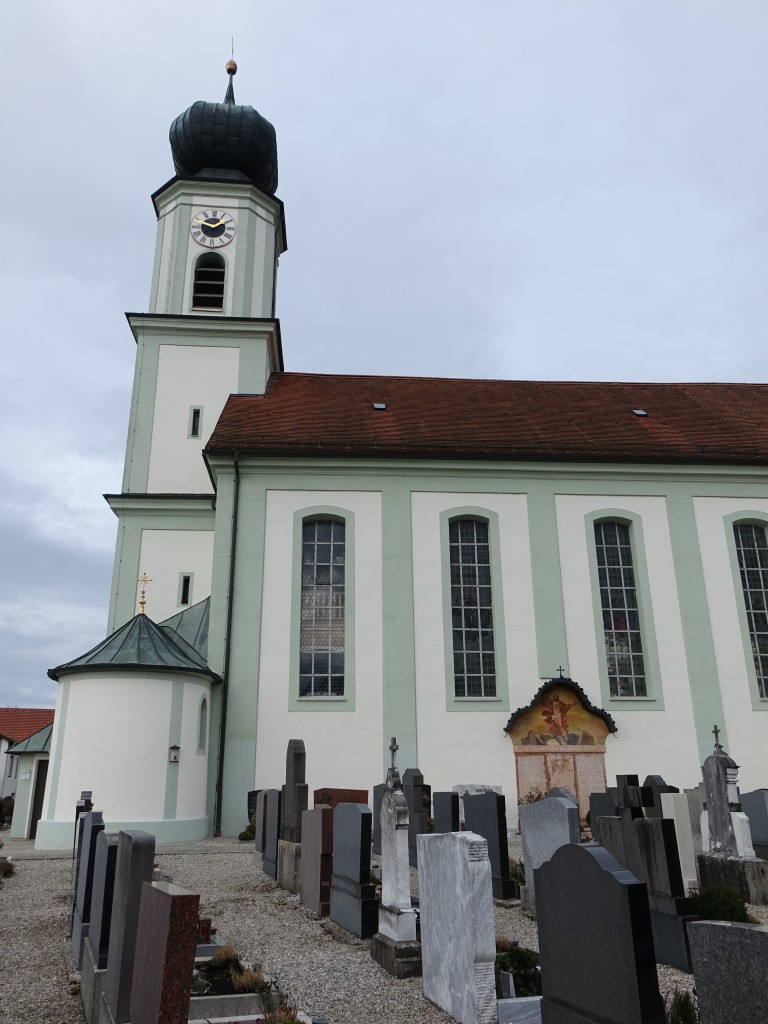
[169,745,180,764]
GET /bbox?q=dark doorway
[29,760,49,840]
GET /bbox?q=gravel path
[4,837,768,1023]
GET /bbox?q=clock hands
[192,216,227,228]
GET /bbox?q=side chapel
[35,65,768,847]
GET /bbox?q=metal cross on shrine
[557,666,565,678]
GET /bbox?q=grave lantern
[168,745,180,763]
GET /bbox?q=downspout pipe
[214,450,240,836]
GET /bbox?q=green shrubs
[689,884,753,923]
[665,989,698,1023]
[494,938,541,998]
[209,943,241,970]
[508,858,525,888]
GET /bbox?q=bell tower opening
[192,252,226,310]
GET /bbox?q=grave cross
[389,736,399,770]
[712,723,723,753]
[386,736,402,790]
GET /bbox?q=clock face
[190,209,236,247]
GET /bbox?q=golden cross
[137,572,152,615]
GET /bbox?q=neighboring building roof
[205,374,768,464]
[48,614,221,683]
[160,597,210,660]
[6,722,53,756]
[0,708,55,745]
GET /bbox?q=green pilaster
[527,486,569,679]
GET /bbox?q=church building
[35,66,768,847]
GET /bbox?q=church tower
[107,63,285,629]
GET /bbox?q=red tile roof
[205,373,768,463]
[0,708,55,744]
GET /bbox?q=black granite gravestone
[89,832,119,969]
[263,789,281,879]
[463,792,515,899]
[433,792,460,834]
[253,789,269,871]
[329,803,377,938]
[71,810,105,968]
[372,782,386,855]
[402,768,429,868]
[643,775,680,819]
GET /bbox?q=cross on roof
[557,666,565,678]
[137,572,152,615]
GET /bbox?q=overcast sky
[1,1,767,708]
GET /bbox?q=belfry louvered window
[733,523,768,699]
[449,519,496,698]
[192,253,225,310]
[594,521,647,697]
[299,520,345,697]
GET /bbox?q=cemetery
[2,732,768,1024]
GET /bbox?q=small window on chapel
[189,407,202,438]
[178,572,193,606]
[192,253,225,310]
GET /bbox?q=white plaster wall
[693,496,768,790]
[51,673,172,821]
[147,344,239,493]
[255,490,384,796]
[176,681,211,819]
[412,492,538,802]
[136,529,215,620]
[556,494,700,786]
[249,215,269,318]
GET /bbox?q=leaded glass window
[299,520,345,697]
[733,523,768,699]
[594,521,647,698]
[449,519,496,698]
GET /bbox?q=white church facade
[35,67,768,847]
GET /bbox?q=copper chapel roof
[205,373,768,463]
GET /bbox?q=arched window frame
[440,508,509,712]
[289,506,356,712]
[725,512,768,710]
[197,695,208,754]
[191,251,227,312]
[585,510,663,708]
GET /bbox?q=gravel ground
[4,837,768,1023]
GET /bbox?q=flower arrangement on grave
[494,935,542,998]
[239,813,257,841]
[191,943,276,998]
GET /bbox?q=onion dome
[169,60,278,195]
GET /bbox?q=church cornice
[125,314,284,372]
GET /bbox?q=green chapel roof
[6,722,53,755]
[48,613,221,683]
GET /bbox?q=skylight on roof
[372,402,387,411]
[632,409,648,417]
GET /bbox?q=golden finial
[137,572,152,615]
[226,59,237,76]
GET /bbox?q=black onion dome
[169,72,278,195]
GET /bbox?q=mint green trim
[188,406,203,439]
[163,680,184,819]
[34,815,211,851]
[197,696,208,753]
[666,495,727,762]
[45,680,69,820]
[439,508,510,712]
[178,571,194,607]
[289,506,356,711]
[527,489,569,679]
[585,509,665,710]
[723,511,768,713]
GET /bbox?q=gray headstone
[433,792,460,834]
[253,789,269,871]
[417,831,497,1024]
[72,810,105,968]
[464,791,515,899]
[329,803,377,938]
[741,789,768,851]
[660,792,698,889]
[402,768,429,868]
[642,775,679,819]
[688,920,768,1024]
[88,832,119,969]
[299,806,333,917]
[452,783,502,824]
[589,790,617,844]
[547,786,576,803]
[702,752,738,856]
[372,782,386,855]
[263,789,281,879]
[685,783,706,839]
[104,830,156,1024]
[519,796,579,914]
[280,739,308,843]
[378,786,416,941]
[536,844,665,1024]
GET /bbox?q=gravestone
[103,830,156,1024]
[599,777,697,971]
[433,792,461,834]
[81,832,118,1024]
[247,788,260,821]
[129,881,199,1024]
[588,790,617,843]
[300,805,334,917]
[536,844,665,1024]
[72,810,105,968]
[453,783,502,824]
[371,738,421,978]
[372,782,386,855]
[262,789,281,880]
[417,831,497,1024]
[253,789,269,872]
[464,791,515,899]
[741,789,768,859]
[642,775,679,819]
[701,741,738,856]
[277,739,309,893]
[547,786,576,803]
[314,787,368,808]
[688,920,768,1024]
[519,795,579,914]
[660,792,698,890]
[403,767,430,868]
[684,783,706,849]
[329,803,378,938]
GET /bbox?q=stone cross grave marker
[329,803,378,938]
[464,791,516,899]
[519,794,579,914]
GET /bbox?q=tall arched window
[192,253,225,310]
[733,523,768,699]
[299,520,345,697]
[449,518,496,698]
[594,521,646,697]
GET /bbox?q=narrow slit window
[192,253,225,310]
[449,519,496,698]
[594,521,647,698]
[198,697,208,753]
[189,407,202,438]
[733,523,768,699]
[178,572,193,606]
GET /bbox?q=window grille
[449,519,496,697]
[733,523,768,699]
[594,521,646,697]
[192,253,225,309]
[299,520,345,697]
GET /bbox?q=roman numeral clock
[190,209,236,247]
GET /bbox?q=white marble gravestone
[417,831,498,1024]
[379,786,417,941]
[661,791,698,890]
